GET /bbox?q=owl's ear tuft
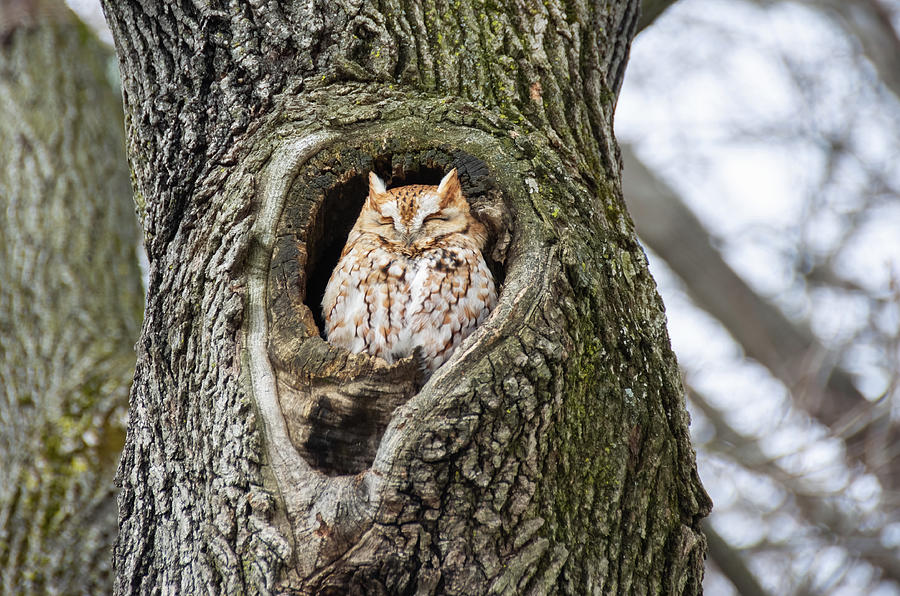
[368,172,387,196]
[436,168,462,208]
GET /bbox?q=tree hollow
[267,143,511,476]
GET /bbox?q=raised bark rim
[245,122,549,579]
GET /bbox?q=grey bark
[0,1,143,593]
[100,0,710,593]
[621,144,900,493]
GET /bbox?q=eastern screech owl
[322,168,497,373]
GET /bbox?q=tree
[99,0,710,593]
[0,0,143,592]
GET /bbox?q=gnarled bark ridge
[101,0,711,593]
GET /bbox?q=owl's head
[359,168,484,249]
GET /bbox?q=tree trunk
[101,0,710,593]
[0,1,143,593]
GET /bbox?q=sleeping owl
[322,168,497,373]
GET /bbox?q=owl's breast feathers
[322,232,496,372]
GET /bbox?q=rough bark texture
[0,3,143,593]
[101,0,710,593]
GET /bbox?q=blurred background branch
[622,144,900,492]
[638,0,681,30]
[0,0,141,592]
[624,0,900,593]
[755,0,900,102]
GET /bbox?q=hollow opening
[270,146,510,476]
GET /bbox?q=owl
[322,168,497,373]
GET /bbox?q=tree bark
[101,0,710,593]
[0,2,143,593]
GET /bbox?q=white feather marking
[436,169,455,195]
[369,172,387,194]
[408,191,441,231]
[381,201,399,220]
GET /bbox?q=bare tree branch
[690,388,900,585]
[639,0,681,31]
[703,521,774,596]
[767,0,900,102]
[621,144,900,492]
[0,1,142,591]
[0,0,69,38]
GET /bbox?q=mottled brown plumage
[322,169,497,372]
